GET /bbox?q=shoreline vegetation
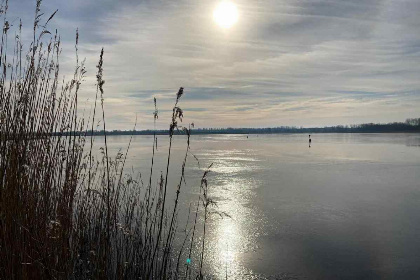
[55,118,420,136]
[0,1,219,279]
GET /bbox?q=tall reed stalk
[0,1,219,279]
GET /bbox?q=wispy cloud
[9,0,420,129]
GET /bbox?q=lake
[101,133,420,279]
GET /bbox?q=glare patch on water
[201,149,268,279]
[200,151,262,175]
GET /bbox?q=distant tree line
[54,118,420,136]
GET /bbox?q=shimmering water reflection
[195,145,271,278]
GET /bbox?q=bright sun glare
[213,1,239,29]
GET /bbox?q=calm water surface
[102,133,420,279]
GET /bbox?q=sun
[213,1,239,29]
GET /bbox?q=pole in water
[309,134,312,148]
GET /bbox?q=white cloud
[9,0,420,129]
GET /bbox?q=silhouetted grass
[0,1,217,279]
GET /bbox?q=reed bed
[0,1,216,279]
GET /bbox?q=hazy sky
[8,0,420,129]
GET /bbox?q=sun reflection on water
[218,218,237,262]
[202,147,266,279]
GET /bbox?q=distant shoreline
[52,119,420,136]
[85,130,420,136]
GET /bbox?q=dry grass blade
[0,1,218,279]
